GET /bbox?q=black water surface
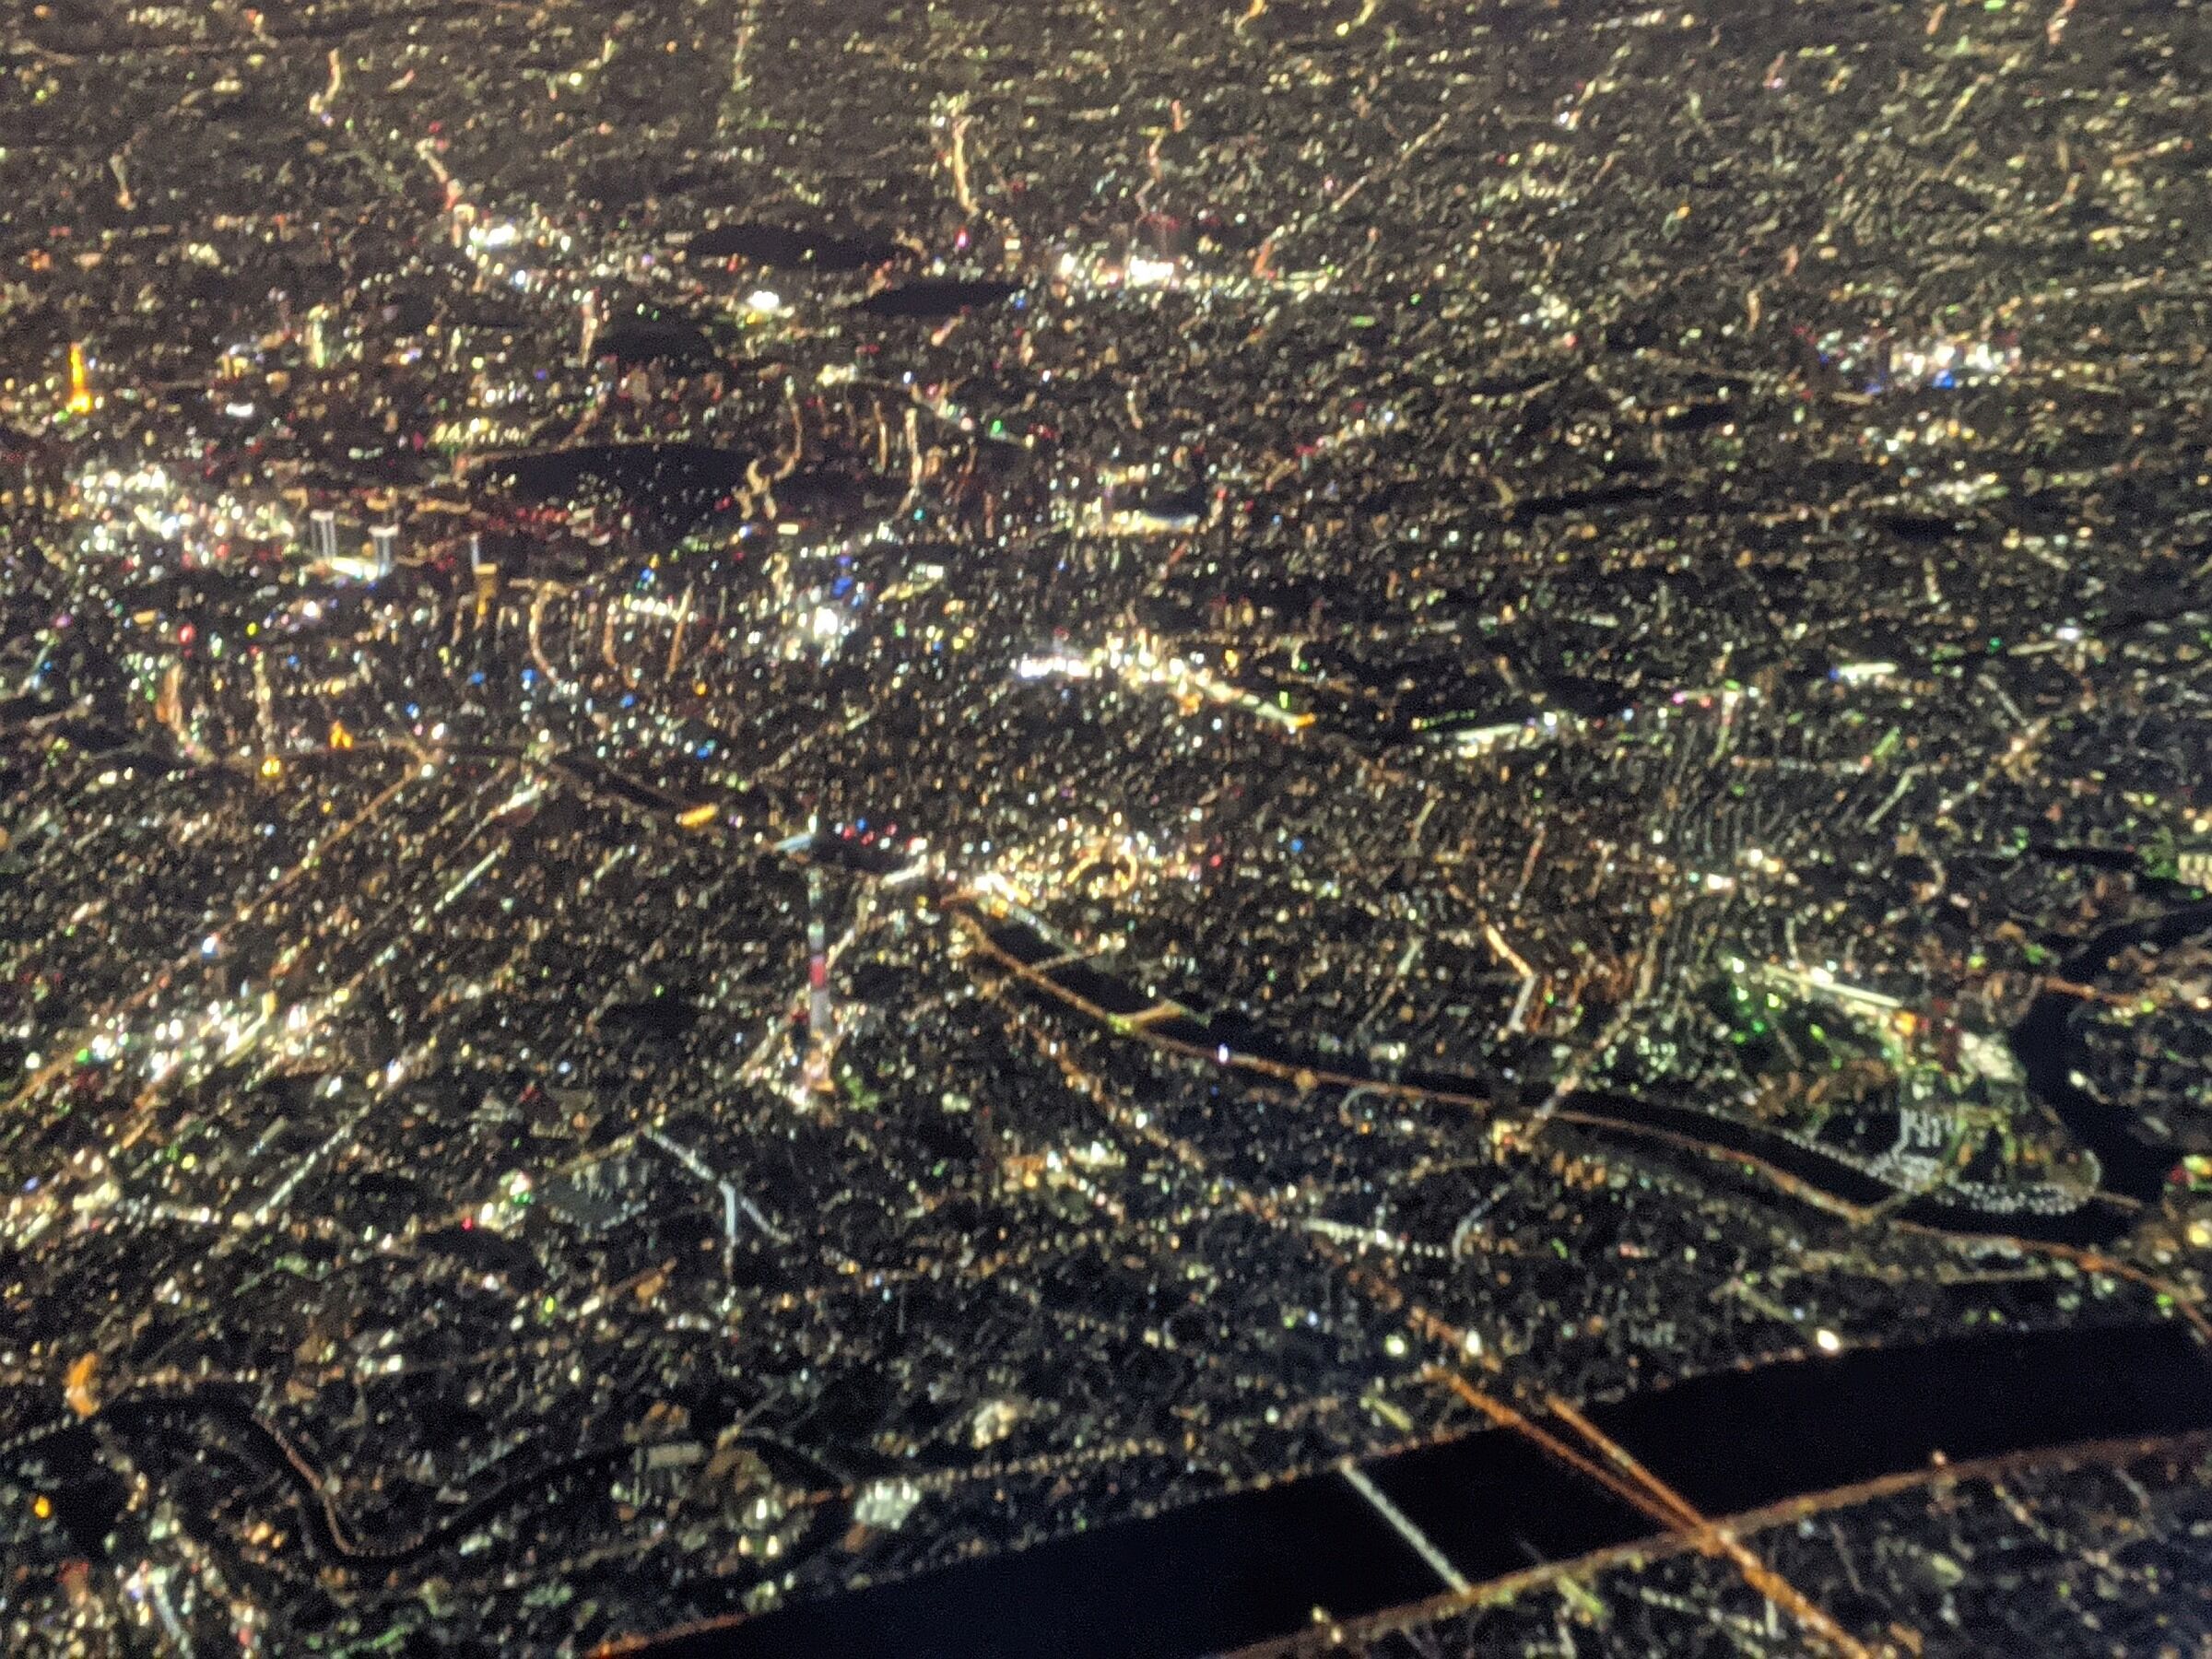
[2009,899,2212,1206]
[978,892,2212,1243]
[650,1322,2211,1658]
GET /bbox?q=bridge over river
[618,1321,2212,1659]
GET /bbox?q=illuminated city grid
[2,2,2211,1655]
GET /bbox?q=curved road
[11,1392,824,1573]
[953,896,2211,1250]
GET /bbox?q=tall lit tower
[470,532,500,619]
[65,344,94,417]
[369,524,399,578]
[309,508,339,564]
[580,288,601,365]
[803,818,835,1095]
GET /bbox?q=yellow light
[65,1350,100,1418]
[32,1494,52,1520]
[328,721,354,750]
[260,755,284,780]
[65,343,94,417]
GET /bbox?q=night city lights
[3,3,2211,1656]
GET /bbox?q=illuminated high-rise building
[580,288,601,365]
[65,343,94,417]
[324,520,396,582]
[471,532,500,617]
[804,820,836,1095]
